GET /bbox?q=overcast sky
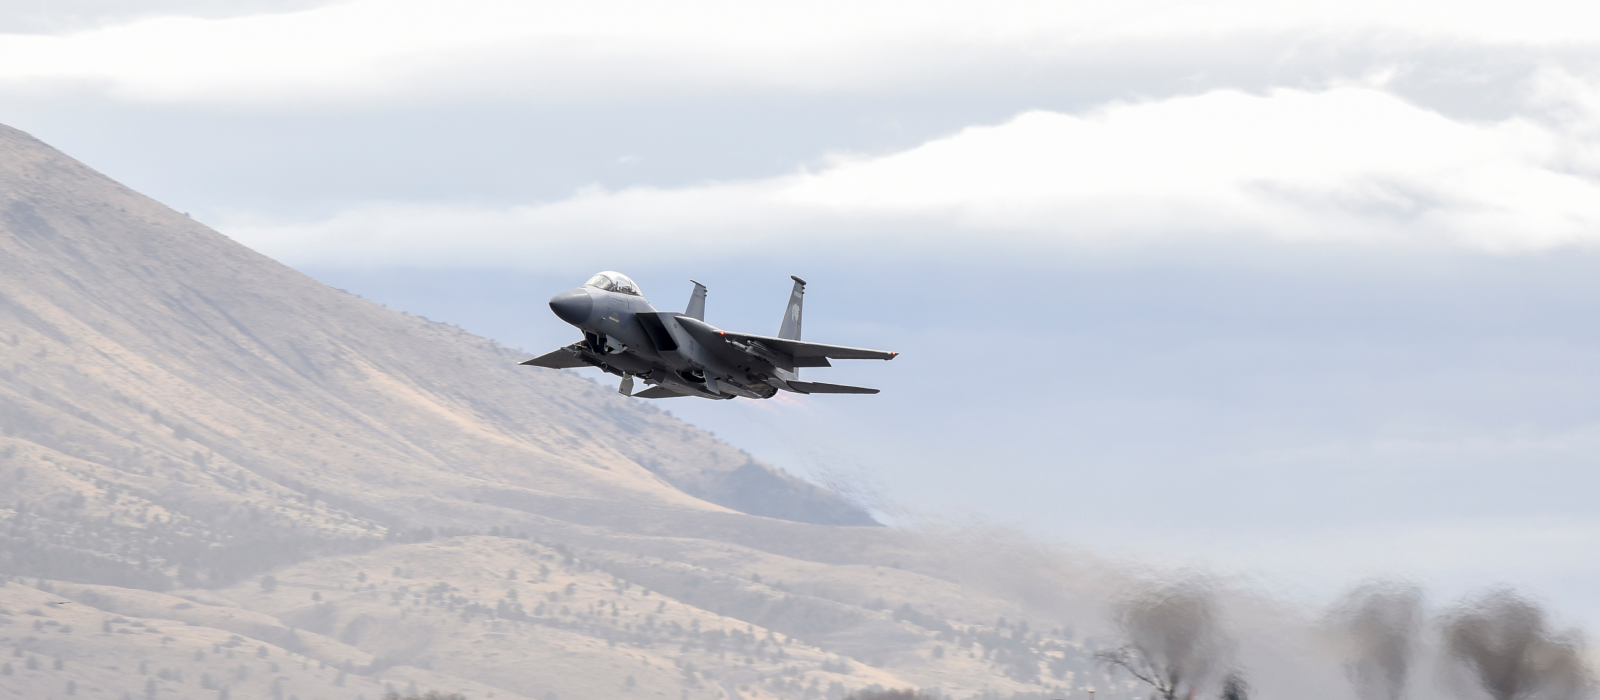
[6,0,1600,629]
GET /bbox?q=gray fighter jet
[522,271,897,399]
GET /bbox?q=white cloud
[3,0,1600,106]
[0,0,338,35]
[222,83,1600,267]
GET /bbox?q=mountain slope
[0,121,882,581]
[0,124,1127,700]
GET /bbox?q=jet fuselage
[524,272,895,400]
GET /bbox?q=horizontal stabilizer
[633,386,692,399]
[786,381,879,395]
[520,347,587,369]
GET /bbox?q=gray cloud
[197,78,1600,270]
[2,0,1598,111]
[0,0,341,35]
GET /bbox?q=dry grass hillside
[0,124,1129,700]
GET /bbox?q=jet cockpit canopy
[585,271,641,296]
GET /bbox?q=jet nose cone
[549,288,595,326]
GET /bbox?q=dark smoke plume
[1331,582,1424,700]
[1094,578,1231,700]
[1442,588,1593,700]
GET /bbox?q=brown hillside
[0,124,1118,700]
[0,121,883,579]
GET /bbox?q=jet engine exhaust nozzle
[549,288,594,326]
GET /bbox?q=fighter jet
[521,271,897,399]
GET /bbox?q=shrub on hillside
[844,688,941,700]
[382,692,466,700]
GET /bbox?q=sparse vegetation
[382,692,466,700]
[844,689,941,700]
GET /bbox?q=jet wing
[672,316,766,366]
[519,346,588,369]
[720,332,898,362]
[674,316,896,366]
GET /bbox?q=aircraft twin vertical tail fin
[773,275,807,381]
[778,275,805,341]
[685,280,707,321]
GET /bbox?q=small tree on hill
[1219,671,1249,700]
[1443,589,1593,700]
[842,689,940,700]
[1095,579,1231,700]
[1332,582,1423,700]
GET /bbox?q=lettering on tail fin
[778,275,805,341]
[685,280,707,321]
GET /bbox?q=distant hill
[0,124,1115,700]
[0,121,882,581]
